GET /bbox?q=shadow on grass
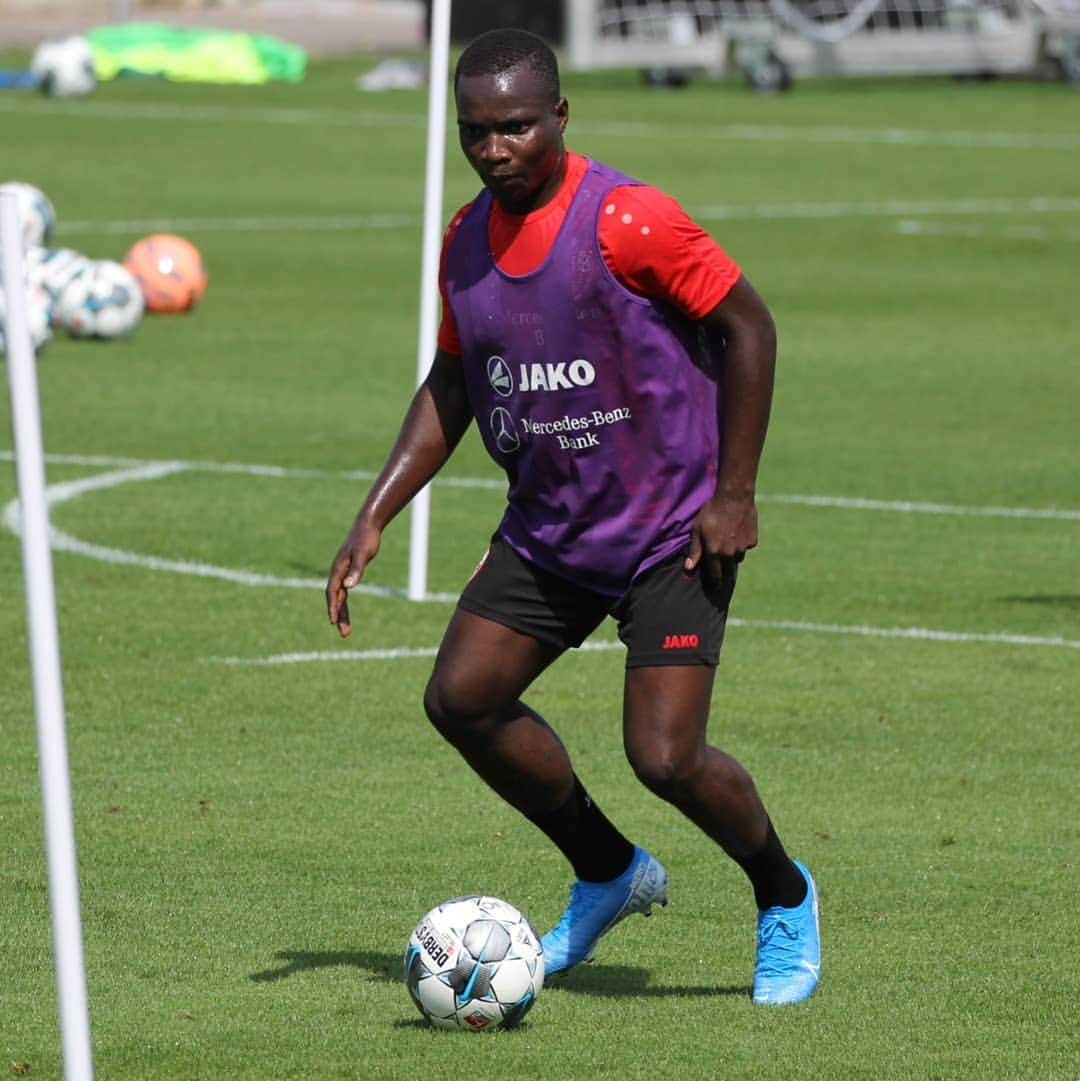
[249,950,748,999]
[1001,594,1080,607]
[249,949,401,984]
[546,964,749,999]
[250,954,542,1033]
[389,1016,539,1033]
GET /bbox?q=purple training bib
[444,158,721,596]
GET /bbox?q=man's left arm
[684,273,777,583]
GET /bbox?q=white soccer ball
[0,282,54,354]
[55,259,144,339]
[31,35,97,98]
[0,181,56,250]
[405,895,544,1031]
[27,246,94,314]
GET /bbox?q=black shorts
[457,535,736,668]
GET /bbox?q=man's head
[454,29,568,214]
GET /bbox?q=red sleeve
[597,184,740,320]
[436,202,473,356]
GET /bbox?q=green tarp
[86,22,307,84]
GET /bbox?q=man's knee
[422,667,504,740]
[627,741,703,801]
[423,671,468,733]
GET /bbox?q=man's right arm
[326,348,471,636]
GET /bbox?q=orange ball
[122,233,207,313]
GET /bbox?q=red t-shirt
[437,151,740,355]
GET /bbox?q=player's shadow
[249,949,401,984]
[1001,594,1080,607]
[248,950,747,1000]
[545,965,749,999]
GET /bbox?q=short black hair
[454,28,560,103]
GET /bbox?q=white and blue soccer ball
[31,35,97,98]
[0,181,56,250]
[0,281,54,354]
[54,258,144,339]
[27,246,94,312]
[405,895,544,1031]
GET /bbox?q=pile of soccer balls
[405,895,544,1031]
[30,34,97,99]
[0,180,207,355]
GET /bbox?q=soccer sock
[735,820,808,911]
[526,776,636,883]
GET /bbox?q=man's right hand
[326,520,382,638]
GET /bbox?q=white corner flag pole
[407,0,452,602]
[1,193,94,1081]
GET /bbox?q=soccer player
[327,28,820,1005]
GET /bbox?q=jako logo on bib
[517,359,595,392]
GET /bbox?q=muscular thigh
[429,607,562,720]
[623,664,716,768]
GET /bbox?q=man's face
[456,65,568,215]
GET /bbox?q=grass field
[1,49,1078,1080]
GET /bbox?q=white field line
[695,196,1080,222]
[59,213,415,237]
[0,451,506,490]
[0,98,427,129]
[211,641,620,666]
[896,219,1080,242]
[0,458,458,600]
[3,450,1078,521]
[2,452,1076,653]
[3,97,1078,151]
[759,492,1080,521]
[211,618,1080,666]
[56,196,1080,238]
[580,120,1080,152]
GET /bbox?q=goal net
[565,0,1053,83]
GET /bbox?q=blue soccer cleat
[752,859,821,1005]
[541,846,668,976]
